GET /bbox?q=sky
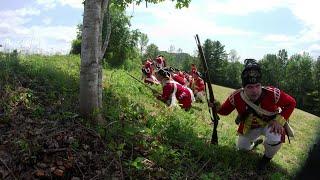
[1,0,320,60]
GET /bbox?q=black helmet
[241,59,262,87]
[157,68,170,78]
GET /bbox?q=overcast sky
[1,0,320,60]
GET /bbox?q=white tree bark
[80,0,189,122]
[80,0,103,119]
[80,0,110,122]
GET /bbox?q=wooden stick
[43,148,67,153]
[0,158,18,180]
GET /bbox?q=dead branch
[118,154,124,180]
[75,160,85,180]
[192,159,211,179]
[43,148,68,153]
[0,158,18,180]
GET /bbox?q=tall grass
[102,67,320,179]
[0,53,80,121]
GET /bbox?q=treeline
[69,3,320,117]
[260,52,320,116]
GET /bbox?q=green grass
[103,58,320,179]
[0,53,80,121]
[1,53,319,179]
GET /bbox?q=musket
[194,34,220,144]
[126,72,160,94]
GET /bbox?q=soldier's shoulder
[263,86,280,93]
[230,88,243,96]
[228,88,243,106]
[263,86,281,103]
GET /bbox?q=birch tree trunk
[80,0,110,123]
[79,0,188,123]
[80,0,103,122]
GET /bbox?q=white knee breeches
[237,126,282,158]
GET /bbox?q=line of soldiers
[141,57,297,173]
[141,55,205,110]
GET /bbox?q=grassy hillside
[1,53,320,179]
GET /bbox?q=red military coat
[155,57,166,69]
[159,80,192,109]
[190,64,197,77]
[172,73,187,86]
[194,77,205,92]
[217,86,296,135]
[143,60,153,76]
[142,60,158,84]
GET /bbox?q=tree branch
[100,0,108,27]
[43,148,68,153]
[0,158,18,180]
[101,0,109,16]
[100,0,111,60]
[100,24,111,60]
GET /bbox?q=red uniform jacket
[172,74,187,86]
[194,77,205,92]
[190,65,197,77]
[217,86,296,135]
[142,60,157,84]
[143,60,153,76]
[178,72,185,79]
[155,57,166,69]
[160,80,192,109]
[186,75,193,88]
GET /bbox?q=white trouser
[237,126,282,158]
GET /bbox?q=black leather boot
[257,155,272,174]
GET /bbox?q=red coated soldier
[154,55,167,70]
[142,59,159,85]
[155,69,193,110]
[163,67,188,86]
[190,64,198,78]
[193,72,205,102]
[172,70,188,86]
[186,74,194,90]
[172,73,187,86]
[215,59,296,173]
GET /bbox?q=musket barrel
[126,72,160,94]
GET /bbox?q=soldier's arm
[157,84,172,102]
[217,98,236,116]
[277,90,296,120]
